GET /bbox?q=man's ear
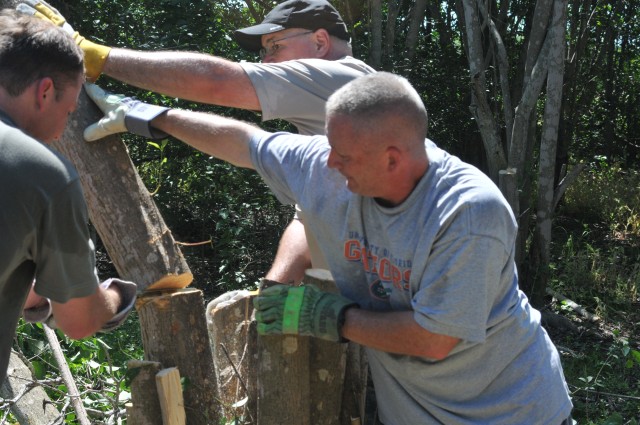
[386,146,401,172]
[312,29,331,57]
[35,77,55,110]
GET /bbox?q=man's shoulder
[240,56,375,77]
[0,121,79,187]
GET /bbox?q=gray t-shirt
[249,131,573,424]
[240,56,376,136]
[0,111,99,383]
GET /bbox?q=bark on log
[0,351,60,424]
[306,270,349,425]
[136,288,220,425]
[126,360,163,425]
[256,269,350,425]
[207,290,257,423]
[52,93,192,291]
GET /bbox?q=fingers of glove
[260,284,294,297]
[17,1,74,33]
[256,320,284,336]
[254,307,284,325]
[252,293,286,312]
[252,284,291,310]
[84,110,128,142]
[84,83,128,113]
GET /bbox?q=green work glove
[17,0,111,81]
[253,284,357,343]
[83,83,169,141]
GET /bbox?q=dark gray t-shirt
[249,131,573,424]
[0,111,99,384]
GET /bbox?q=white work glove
[22,278,137,332]
[16,0,111,81]
[84,83,170,141]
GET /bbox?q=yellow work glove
[17,0,111,81]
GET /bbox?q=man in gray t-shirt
[83,71,573,424]
[0,11,135,385]
[21,0,375,285]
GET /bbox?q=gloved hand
[16,0,111,81]
[100,278,137,332]
[253,284,357,342]
[22,278,137,332]
[84,83,169,141]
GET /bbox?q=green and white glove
[17,0,111,81]
[83,83,169,141]
[253,284,357,342]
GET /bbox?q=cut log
[0,351,60,425]
[306,269,349,425]
[52,93,192,291]
[156,367,186,425]
[136,288,220,425]
[126,360,163,425]
[207,290,257,423]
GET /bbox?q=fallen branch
[43,325,91,425]
[546,288,600,322]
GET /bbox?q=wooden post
[136,288,220,425]
[126,360,163,425]
[207,291,257,423]
[306,270,349,425]
[156,367,187,425]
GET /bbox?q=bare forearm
[342,309,459,360]
[266,219,312,285]
[103,49,260,110]
[152,109,257,168]
[52,286,122,339]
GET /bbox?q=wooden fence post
[208,269,367,425]
[136,288,220,425]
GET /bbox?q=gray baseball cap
[234,0,350,52]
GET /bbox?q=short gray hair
[326,72,428,138]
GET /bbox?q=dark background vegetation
[6,1,640,424]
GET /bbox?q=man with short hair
[19,0,375,284]
[83,71,573,424]
[0,9,135,385]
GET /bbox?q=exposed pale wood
[0,351,60,424]
[207,290,257,422]
[136,288,220,425]
[52,93,192,292]
[126,360,163,425]
[156,367,186,425]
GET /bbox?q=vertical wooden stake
[156,367,186,425]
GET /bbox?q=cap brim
[234,23,286,52]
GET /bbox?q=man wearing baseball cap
[18,0,376,286]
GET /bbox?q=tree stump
[207,290,257,423]
[136,288,220,425]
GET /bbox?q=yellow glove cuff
[73,33,111,82]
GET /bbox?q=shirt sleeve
[411,208,512,344]
[239,58,374,135]
[33,179,100,303]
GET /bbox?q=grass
[548,162,640,424]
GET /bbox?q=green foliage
[9,316,143,423]
[551,159,640,424]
